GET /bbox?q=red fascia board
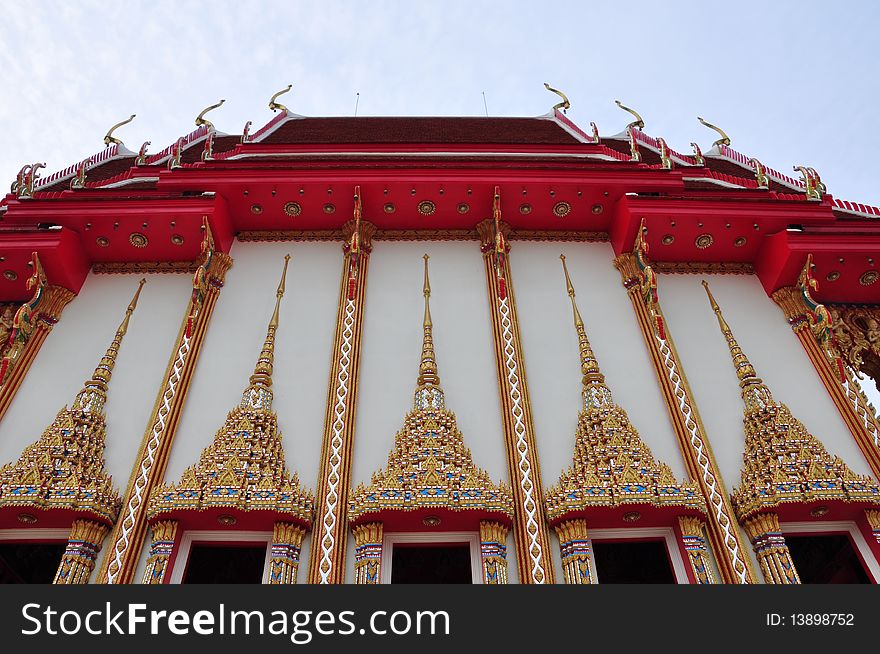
[221,142,606,157]
[0,228,89,299]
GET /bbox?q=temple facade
[1,87,879,584]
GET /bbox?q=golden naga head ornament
[615,99,644,131]
[195,99,225,129]
[543,82,570,113]
[697,116,731,148]
[269,84,293,113]
[103,114,136,146]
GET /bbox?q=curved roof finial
[269,84,293,113]
[543,82,570,113]
[195,99,225,129]
[103,114,136,146]
[615,99,644,131]
[697,116,731,147]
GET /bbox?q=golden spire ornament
[0,279,146,524]
[701,281,880,520]
[414,254,443,410]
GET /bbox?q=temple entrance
[390,543,473,584]
[591,539,676,584]
[785,534,871,584]
[0,542,65,583]
[181,543,267,584]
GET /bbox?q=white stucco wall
[659,273,874,494]
[163,240,340,581]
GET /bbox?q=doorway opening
[390,543,473,584]
[785,534,871,584]
[0,542,66,584]
[591,539,676,583]
[182,543,267,584]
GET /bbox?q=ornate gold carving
[633,219,665,339]
[552,201,571,217]
[93,261,198,275]
[827,305,880,382]
[546,256,706,523]
[678,516,716,584]
[283,201,302,217]
[555,518,593,585]
[268,521,306,584]
[0,252,47,385]
[129,232,148,248]
[352,522,382,584]
[142,519,179,584]
[53,519,110,584]
[703,282,880,522]
[695,234,714,249]
[866,509,880,544]
[0,280,145,525]
[349,255,513,524]
[479,520,509,584]
[236,229,606,243]
[147,257,314,526]
[743,512,800,584]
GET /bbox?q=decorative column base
[479,521,510,585]
[555,519,593,585]
[268,522,306,584]
[142,520,180,585]
[352,522,383,585]
[54,519,110,585]
[743,513,800,584]
[677,516,716,584]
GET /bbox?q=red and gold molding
[613,250,756,584]
[772,286,880,481]
[95,235,233,584]
[0,284,76,424]
[307,204,376,584]
[476,204,555,585]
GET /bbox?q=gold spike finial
[73,278,146,412]
[615,99,644,131]
[103,114,136,146]
[244,256,290,404]
[544,82,571,113]
[195,99,225,128]
[560,255,607,399]
[415,254,443,409]
[269,84,293,113]
[697,116,731,147]
[701,281,760,386]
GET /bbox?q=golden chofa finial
[544,82,570,113]
[615,99,644,131]
[701,281,760,386]
[697,116,731,148]
[560,255,607,403]
[195,99,225,128]
[73,278,146,414]
[103,114,136,146]
[269,84,293,113]
[243,255,290,407]
[415,254,444,410]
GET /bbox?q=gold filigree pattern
[554,518,593,585]
[54,519,110,584]
[703,282,880,523]
[142,520,179,584]
[743,513,800,584]
[678,516,716,584]
[479,520,509,584]
[352,522,382,585]
[349,255,513,525]
[147,257,314,530]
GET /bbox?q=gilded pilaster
[742,513,800,584]
[0,278,76,424]
[269,521,306,584]
[308,189,375,584]
[613,224,755,584]
[772,277,880,481]
[97,222,233,584]
[677,516,716,584]
[555,519,593,585]
[479,520,510,584]
[476,189,555,585]
[352,522,382,585]
[54,519,110,585]
[141,519,179,584]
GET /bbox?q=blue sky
[1,0,878,206]
[1,1,879,407]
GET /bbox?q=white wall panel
[0,272,191,492]
[353,241,507,488]
[513,241,688,489]
[165,240,340,575]
[660,274,873,494]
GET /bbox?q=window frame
[586,526,689,584]
[780,520,880,583]
[169,530,274,585]
[380,531,482,585]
